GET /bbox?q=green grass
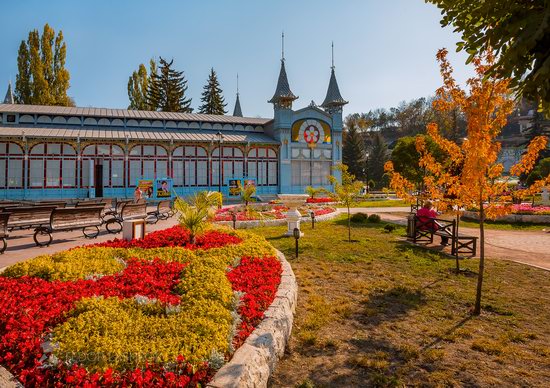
[338,199,409,208]
[250,216,550,387]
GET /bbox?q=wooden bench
[33,206,104,247]
[3,206,56,231]
[0,212,10,253]
[33,201,67,208]
[105,202,148,234]
[76,199,113,222]
[146,200,173,224]
[412,215,478,257]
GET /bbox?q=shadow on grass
[421,315,473,352]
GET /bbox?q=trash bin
[406,213,416,239]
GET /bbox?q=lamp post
[293,227,301,259]
[310,210,315,229]
[231,211,237,230]
[216,131,224,194]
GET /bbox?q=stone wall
[462,210,550,224]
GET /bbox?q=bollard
[310,210,315,229]
[293,227,301,259]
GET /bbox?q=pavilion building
[0,55,347,200]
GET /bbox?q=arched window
[128,145,168,184]
[172,145,208,187]
[211,146,244,186]
[247,147,278,186]
[0,142,24,189]
[82,144,125,188]
[29,143,76,188]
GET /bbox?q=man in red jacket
[417,200,449,246]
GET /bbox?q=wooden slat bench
[33,206,104,247]
[412,215,478,257]
[105,202,148,234]
[33,201,67,208]
[76,199,113,222]
[0,212,10,253]
[3,206,56,231]
[146,200,173,224]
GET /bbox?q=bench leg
[146,212,159,225]
[105,219,122,234]
[0,237,6,254]
[34,228,53,247]
[83,225,100,239]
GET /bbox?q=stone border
[0,366,21,388]
[215,209,340,229]
[207,249,297,388]
[462,210,550,224]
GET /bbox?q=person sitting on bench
[417,200,449,246]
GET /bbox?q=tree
[198,68,227,115]
[146,57,192,113]
[385,48,549,315]
[241,183,256,208]
[343,122,366,180]
[427,0,550,114]
[128,59,157,110]
[525,157,550,187]
[391,135,445,185]
[173,191,221,244]
[15,24,71,106]
[366,132,389,188]
[329,164,364,242]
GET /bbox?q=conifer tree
[342,123,366,181]
[146,57,192,113]
[15,24,72,106]
[198,68,227,115]
[367,132,389,188]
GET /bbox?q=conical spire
[320,43,347,114]
[3,81,14,104]
[268,33,298,108]
[233,74,243,117]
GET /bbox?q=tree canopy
[15,24,72,106]
[198,68,227,115]
[128,59,157,110]
[427,0,550,114]
[342,122,366,181]
[146,57,192,113]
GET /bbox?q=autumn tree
[128,59,157,110]
[15,24,72,106]
[198,68,227,115]
[385,48,549,315]
[329,164,364,242]
[146,57,192,113]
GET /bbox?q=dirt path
[340,207,550,271]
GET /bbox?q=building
[0,55,346,200]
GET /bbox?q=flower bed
[213,205,336,222]
[511,204,550,215]
[306,197,334,204]
[0,226,281,387]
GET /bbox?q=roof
[0,125,279,144]
[320,67,347,108]
[233,94,243,117]
[268,60,298,104]
[0,103,270,126]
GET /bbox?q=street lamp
[309,210,316,229]
[216,131,224,193]
[293,227,301,259]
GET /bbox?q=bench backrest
[34,201,67,208]
[50,206,104,230]
[121,202,147,220]
[0,212,9,237]
[5,206,56,227]
[158,200,172,213]
[414,215,455,235]
[76,200,111,212]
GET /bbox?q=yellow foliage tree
[385,48,549,315]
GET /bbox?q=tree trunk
[347,205,351,242]
[474,205,485,315]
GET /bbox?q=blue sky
[0,0,473,118]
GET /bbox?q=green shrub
[350,212,368,223]
[368,214,381,223]
[384,224,396,233]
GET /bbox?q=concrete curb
[215,209,339,229]
[207,249,297,388]
[0,366,21,388]
[462,210,550,224]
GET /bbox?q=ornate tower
[4,81,14,104]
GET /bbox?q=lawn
[251,216,550,387]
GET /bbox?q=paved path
[338,207,550,271]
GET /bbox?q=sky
[0,0,474,118]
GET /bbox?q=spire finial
[331,41,335,69]
[281,31,285,61]
[236,73,239,95]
